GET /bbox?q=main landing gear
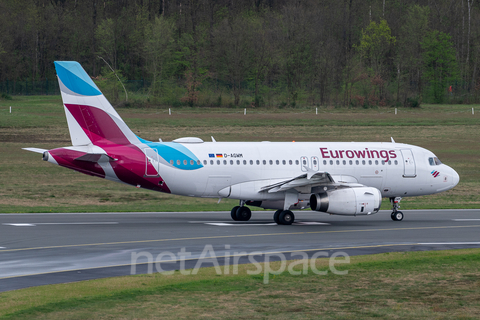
[273,209,295,225]
[390,197,404,221]
[231,201,252,221]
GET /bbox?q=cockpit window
[429,157,442,166]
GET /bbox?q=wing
[260,167,364,193]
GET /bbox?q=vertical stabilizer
[54,61,138,147]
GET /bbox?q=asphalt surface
[1,209,480,292]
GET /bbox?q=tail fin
[55,61,138,147]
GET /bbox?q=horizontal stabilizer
[74,153,116,163]
[22,148,48,154]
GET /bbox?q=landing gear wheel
[393,211,404,221]
[236,206,252,221]
[231,206,241,221]
[273,210,282,224]
[390,197,404,221]
[278,210,295,225]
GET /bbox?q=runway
[1,209,480,292]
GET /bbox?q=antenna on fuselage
[391,137,396,143]
[211,136,217,142]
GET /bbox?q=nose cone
[452,169,460,188]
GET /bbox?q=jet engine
[310,187,382,215]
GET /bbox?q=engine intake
[310,187,382,215]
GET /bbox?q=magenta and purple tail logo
[431,170,440,178]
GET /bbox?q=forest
[0,0,479,108]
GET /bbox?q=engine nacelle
[310,187,382,215]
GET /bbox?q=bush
[406,96,421,108]
[1,93,12,100]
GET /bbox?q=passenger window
[381,160,385,165]
[236,160,240,165]
[362,160,366,165]
[256,160,260,165]
[394,160,398,165]
[190,160,194,165]
[289,160,292,165]
[295,160,299,165]
[375,160,378,165]
[197,160,201,165]
[336,160,340,165]
[230,160,234,165]
[269,160,273,165]
[323,160,327,165]
[349,160,353,165]
[170,160,174,165]
[313,159,317,165]
[203,160,207,165]
[177,160,180,165]
[330,160,333,165]
[217,160,220,165]
[282,160,286,165]
[342,160,346,165]
[210,160,214,165]
[388,160,391,165]
[276,160,279,165]
[303,159,307,165]
[243,160,246,165]
[356,160,359,165]
[368,160,372,165]
[263,160,266,165]
[223,160,227,165]
[250,160,253,165]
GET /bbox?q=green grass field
[1,249,480,319]
[0,96,478,213]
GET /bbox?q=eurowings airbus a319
[24,62,460,225]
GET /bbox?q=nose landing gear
[390,197,404,221]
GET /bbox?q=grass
[0,96,479,213]
[1,249,480,319]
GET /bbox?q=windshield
[428,157,442,166]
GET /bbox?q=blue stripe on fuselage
[137,137,203,170]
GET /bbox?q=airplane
[23,61,460,225]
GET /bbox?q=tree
[396,5,430,105]
[421,30,458,103]
[144,16,175,100]
[357,19,396,77]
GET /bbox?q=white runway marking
[452,219,480,221]
[3,222,119,227]
[205,222,330,226]
[419,242,480,245]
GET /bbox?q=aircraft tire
[394,211,404,221]
[231,206,241,221]
[236,206,252,221]
[391,212,397,221]
[273,210,282,224]
[279,210,294,225]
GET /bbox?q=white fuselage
[151,141,459,201]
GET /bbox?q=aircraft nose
[452,169,460,187]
